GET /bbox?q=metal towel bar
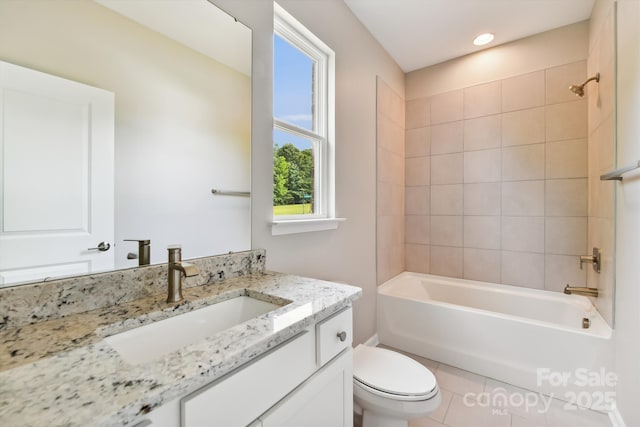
[600,160,640,181]
[211,188,250,197]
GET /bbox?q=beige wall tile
[377,182,404,216]
[405,244,430,274]
[377,247,393,284]
[502,216,545,253]
[464,183,501,216]
[405,127,431,158]
[546,61,587,105]
[501,107,545,147]
[464,216,501,249]
[377,79,394,118]
[501,180,545,216]
[464,81,501,119]
[405,186,429,215]
[431,215,463,247]
[546,139,587,178]
[377,215,402,249]
[501,71,545,112]
[377,181,392,216]
[501,251,545,289]
[502,144,545,181]
[545,254,586,292]
[406,97,430,129]
[464,248,501,283]
[546,179,588,216]
[378,113,404,154]
[545,99,587,141]
[431,184,463,215]
[377,147,393,183]
[546,217,587,255]
[464,149,501,183]
[431,153,463,184]
[405,215,430,245]
[430,246,463,278]
[431,90,463,124]
[406,156,430,186]
[464,115,501,151]
[390,184,404,216]
[431,121,464,155]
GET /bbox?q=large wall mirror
[0,0,252,287]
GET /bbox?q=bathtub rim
[378,271,612,339]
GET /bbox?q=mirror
[0,0,251,287]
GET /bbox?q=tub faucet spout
[564,285,598,298]
[167,245,199,303]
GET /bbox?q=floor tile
[545,398,611,427]
[409,416,447,427]
[511,414,546,427]
[484,378,548,425]
[435,364,486,395]
[444,393,511,427]
[429,387,453,423]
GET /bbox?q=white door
[0,60,114,286]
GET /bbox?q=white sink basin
[105,296,282,364]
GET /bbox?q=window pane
[274,34,315,131]
[273,128,315,216]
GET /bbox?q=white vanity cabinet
[145,307,353,427]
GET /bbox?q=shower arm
[580,73,600,87]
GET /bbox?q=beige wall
[215,0,405,345]
[0,1,251,265]
[376,78,405,284]
[587,0,616,326]
[613,0,640,424]
[406,22,589,100]
[404,26,592,291]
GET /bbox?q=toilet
[353,345,441,427]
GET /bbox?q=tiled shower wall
[404,62,591,291]
[587,1,616,325]
[377,78,405,284]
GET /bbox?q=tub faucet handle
[579,247,601,273]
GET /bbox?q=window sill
[270,217,346,236]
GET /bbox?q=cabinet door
[260,348,353,427]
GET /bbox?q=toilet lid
[353,345,437,398]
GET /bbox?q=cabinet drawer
[316,307,352,366]
[181,329,316,427]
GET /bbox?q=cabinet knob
[336,331,347,342]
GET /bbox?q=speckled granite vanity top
[0,269,361,427]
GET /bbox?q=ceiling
[344,0,596,72]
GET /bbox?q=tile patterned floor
[354,346,612,427]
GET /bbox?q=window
[272,3,341,235]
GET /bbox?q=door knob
[88,241,111,252]
[336,331,347,342]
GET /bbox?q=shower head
[568,73,600,97]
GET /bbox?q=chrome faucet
[564,285,599,298]
[167,245,199,303]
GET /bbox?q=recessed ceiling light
[473,33,495,46]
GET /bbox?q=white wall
[213,0,405,344]
[613,0,640,424]
[0,1,251,267]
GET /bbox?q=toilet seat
[353,345,438,402]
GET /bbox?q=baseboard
[362,333,379,347]
[609,405,627,427]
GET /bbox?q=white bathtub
[377,272,614,398]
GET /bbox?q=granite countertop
[0,272,362,427]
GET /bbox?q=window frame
[272,3,341,234]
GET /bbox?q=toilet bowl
[353,345,441,427]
